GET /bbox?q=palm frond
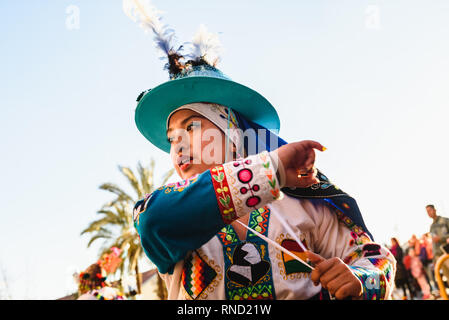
[119,165,144,199]
[81,218,113,234]
[113,202,132,224]
[129,246,142,272]
[97,209,125,225]
[80,214,123,235]
[99,183,134,203]
[85,228,113,247]
[137,160,153,195]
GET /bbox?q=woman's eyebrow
[166,114,206,135]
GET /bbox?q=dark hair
[84,263,102,277]
[391,237,400,246]
[78,263,106,294]
[426,204,435,210]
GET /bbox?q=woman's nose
[174,138,190,156]
[175,143,184,156]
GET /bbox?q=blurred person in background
[390,238,413,299]
[420,233,438,294]
[75,263,125,300]
[402,245,420,299]
[426,204,449,288]
[408,248,432,299]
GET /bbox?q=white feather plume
[188,24,223,67]
[123,0,179,57]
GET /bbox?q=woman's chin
[178,165,197,179]
[179,164,213,180]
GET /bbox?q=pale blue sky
[1,0,448,299]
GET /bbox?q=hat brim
[135,76,280,153]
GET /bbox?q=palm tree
[81,159,174,299]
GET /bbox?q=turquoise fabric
[134,170,226,274]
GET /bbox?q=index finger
[300,140,326,152]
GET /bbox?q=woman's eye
[187,121,200,131]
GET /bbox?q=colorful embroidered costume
[133,150,395,300]
[124,0,397,300]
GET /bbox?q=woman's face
[167,109,229,179]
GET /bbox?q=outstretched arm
[134,140,325,274]
[133,151,282,274]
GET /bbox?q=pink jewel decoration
[237,169,253,183]
[252,184,260,191]
[240,187,248,194]
[246,196,261,207]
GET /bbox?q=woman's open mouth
[177,155,193,171]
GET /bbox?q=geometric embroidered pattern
[226,283,274,300]
[349,266,387,300]
[182,250,217,300]
[368,257,393,282]
[333,205,365,236]
[217,225,240,246]
[247,206,270,239]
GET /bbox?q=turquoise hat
[135,64,280,153]
[124,0,280,153]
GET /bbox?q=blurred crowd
[389,234,438,299]
[388,204,449,300]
